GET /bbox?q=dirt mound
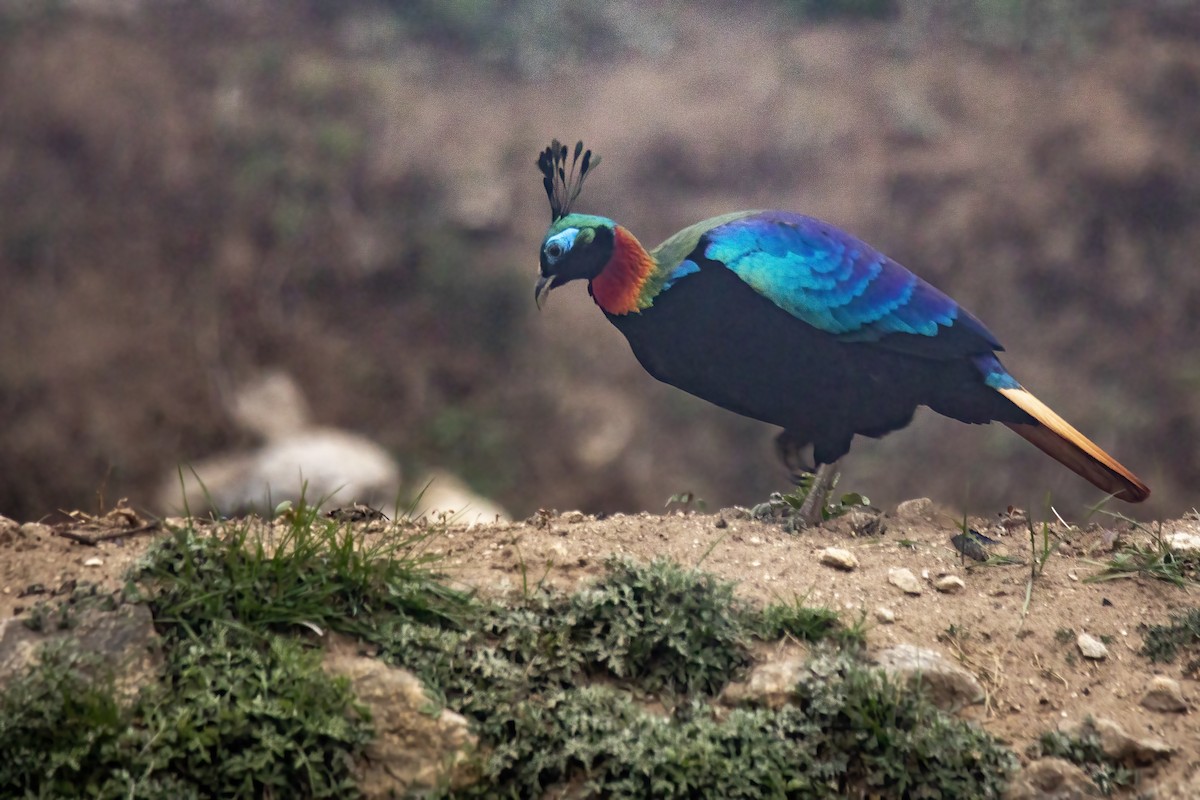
[2,502,1198,794]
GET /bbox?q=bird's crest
[537,139,600,222]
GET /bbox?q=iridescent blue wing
[699,211,1002,358]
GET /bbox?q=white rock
[1167,531,1200,554]
[934,575,965,594]
[819,547,859,571]
[875,607,896,624]
[158,371,408,518]
[83,557,104,567]
[162,430,402,517]
[888,567,922,595]
[412,469,511,525]
[561,510,586,524]
[1077,632,1108,660]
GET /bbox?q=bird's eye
[544,227,579,263]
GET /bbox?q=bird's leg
[774,431,814,483]
[795,461,837,528]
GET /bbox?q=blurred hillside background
[1,0,1197,522]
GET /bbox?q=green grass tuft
[757,597,868,649]
[1086,537,1196,587]
[134,503,472,640]
[1084,515,1200,587]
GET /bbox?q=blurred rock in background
[158,371,403,516]
[158,370,511,522]
[409,469,512,526]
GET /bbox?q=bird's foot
[793,462,835,529]
[747,462,839,531]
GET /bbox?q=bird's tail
[997,387,1149,503]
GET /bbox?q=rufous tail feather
[998,387,1149,502]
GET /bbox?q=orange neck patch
[590,226,656,315]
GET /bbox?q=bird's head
[534,139,605,309]
[536,213,616,308]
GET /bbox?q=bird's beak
[534,273,554,310]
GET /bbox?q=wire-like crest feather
[537,139,600,222]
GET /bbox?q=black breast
[604,262,1011,464]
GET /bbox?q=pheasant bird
[534,141,1148,521]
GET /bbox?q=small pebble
[934,575,965,594]
[875,606,896,624]
[819,547,859,571]
[561,510,585,524]
[1077,632,1108,660]
[83,557,104,567]
[888,567,922,595]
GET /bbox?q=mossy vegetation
[1029,725,1136,796]
[1140,606,1200,676]
[0,636,370,799]
[0,505,1018,798]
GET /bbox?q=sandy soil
[2,500,1198,793]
